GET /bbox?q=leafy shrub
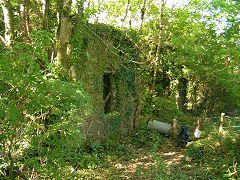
[0,31,92,179]
[130,122,169,148]
[142,96,185,123]
[184,131,240,178]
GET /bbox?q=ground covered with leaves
[1,122,239,179]
[74,131,186,179]
[71,124,240,180]
[91,140,186,179]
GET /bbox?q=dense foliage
[0,31,92,178]
[0,0,239,179]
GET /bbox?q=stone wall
[71,24,140,143]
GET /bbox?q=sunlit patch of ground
[91,142,186,179]
[161,151,184,166]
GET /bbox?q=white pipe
[148,120,172,135]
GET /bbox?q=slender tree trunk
[194,85,198,116]
[95,0,101,22]
[121,0,131,27]
[41,0,49,31]
[56,0,64,27]
[129,5,132,28]
[39,0,53,60]
[57,0,72,69]
[177,77,188,113]
[0,0,14,47]
[151,44,159,93]
[20,0,30,42]
[150,0,165,94]
[138,0,146,31]
[77,0,84,23]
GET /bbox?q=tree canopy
[0,0,239,178]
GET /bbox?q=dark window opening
[103,73,111,113]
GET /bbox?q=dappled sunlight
[163,153,184,166]
[163,152,176,156]
[92,143,187,179]
[1,0,239,179]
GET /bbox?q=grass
[71,123,240,179]
[71,124,186,179]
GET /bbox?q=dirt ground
[90,141,187,179]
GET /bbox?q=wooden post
[172,118,177,139]
[197,118,201,130]
[219,112,225,135]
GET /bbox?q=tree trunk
[77,0,84,23]
[0,0,14,47]
[57,0,72,69]
[193,85,198,116]
[121,0,131,27]
[39,0,53,60]
[151,45,159,93]
[56,0,64,31]
[20,0,30,42]
[41,0,49,31]
[138,0,146,31]
[177,77,188,113]
[95,0,101,22]
[150,0,165,94]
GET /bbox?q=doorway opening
[103,73,111,113]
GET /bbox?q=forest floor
[77,134,202,179]
[93,143,185,179]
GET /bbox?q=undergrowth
[184,131,240,179]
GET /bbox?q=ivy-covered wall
[71,23,140,142]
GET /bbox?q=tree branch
[0,34,8,46]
